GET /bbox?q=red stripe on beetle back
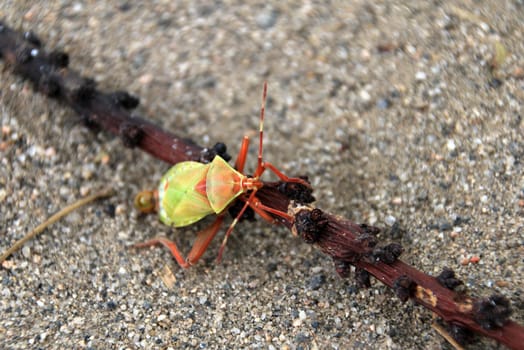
[194,177,207,196]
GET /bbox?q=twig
[1,21,523,349]
[0,188,114,264]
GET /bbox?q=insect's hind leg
[133,215,224,268]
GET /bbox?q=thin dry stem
[0,188,114,264]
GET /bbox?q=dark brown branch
[1,21,523,349]
[0,22,227,165]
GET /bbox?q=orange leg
[187,215,224,263]
[215,191,296,263]
[255,161,311,188]
[134,215,224,268]
[248,196,295,222]
[216,190,258,263]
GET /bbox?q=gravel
[1,1,523,349]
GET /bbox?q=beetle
[134,82,311,268]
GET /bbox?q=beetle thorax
[240,176,263,191]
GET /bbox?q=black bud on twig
[278,177,315,204]
[355,267,371,288]
[48,50,69,68]
[394,275,416,302]
[16,47,33,64]
[333,258,351,278]
[111,91,140,110]
[23,30,41,47]
[357,232,377,250]
[473,294,512,330]
[74,78,97,106]
[437,267,463,290]
[119,123,144,148]
[372,243,403,264]
[38,75,61,97]
[212,142,231,162]
[294,208,327,244]
[81,114,100,131]
[358,223,381,235]
[200,142,231,163]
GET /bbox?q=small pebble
[1,260,15,269]
[415,71,427,81]
[1,125,11,136]
[495,280,509,288]
[0,189,7,203]
[385,215,396,226]
[391,197,402,205]
[446,139,456,151]
[376,98,391,109]
[359,89,371,102]
[138,74,153,85]
[115,204,126,215]
[22,246,31,258]
[79,186,91,197]
[256,8,278,29]
[469,256,480,264]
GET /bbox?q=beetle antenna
[257,82,267,177]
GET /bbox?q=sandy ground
[1,1,523,349]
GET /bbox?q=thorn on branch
[37,75,60,97]
[23,30,41,47]
[372,242,403,264]
[48,50,69,68]
[74,78,97,106]
[16,47,33,64]
[278,177,315,204]
[437,267,463,290]
[81,114,101,130]
[356,231,377,250]
[111,91,139,110]
[358,223,381,235]
[119,123,144,148]
[333,258,352,278]
[200,142,231,163]
[294,208,328,244]
[473,294,512,330]
[38,74,61,97]
[394,275,416,302]
[355,267,371,288]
